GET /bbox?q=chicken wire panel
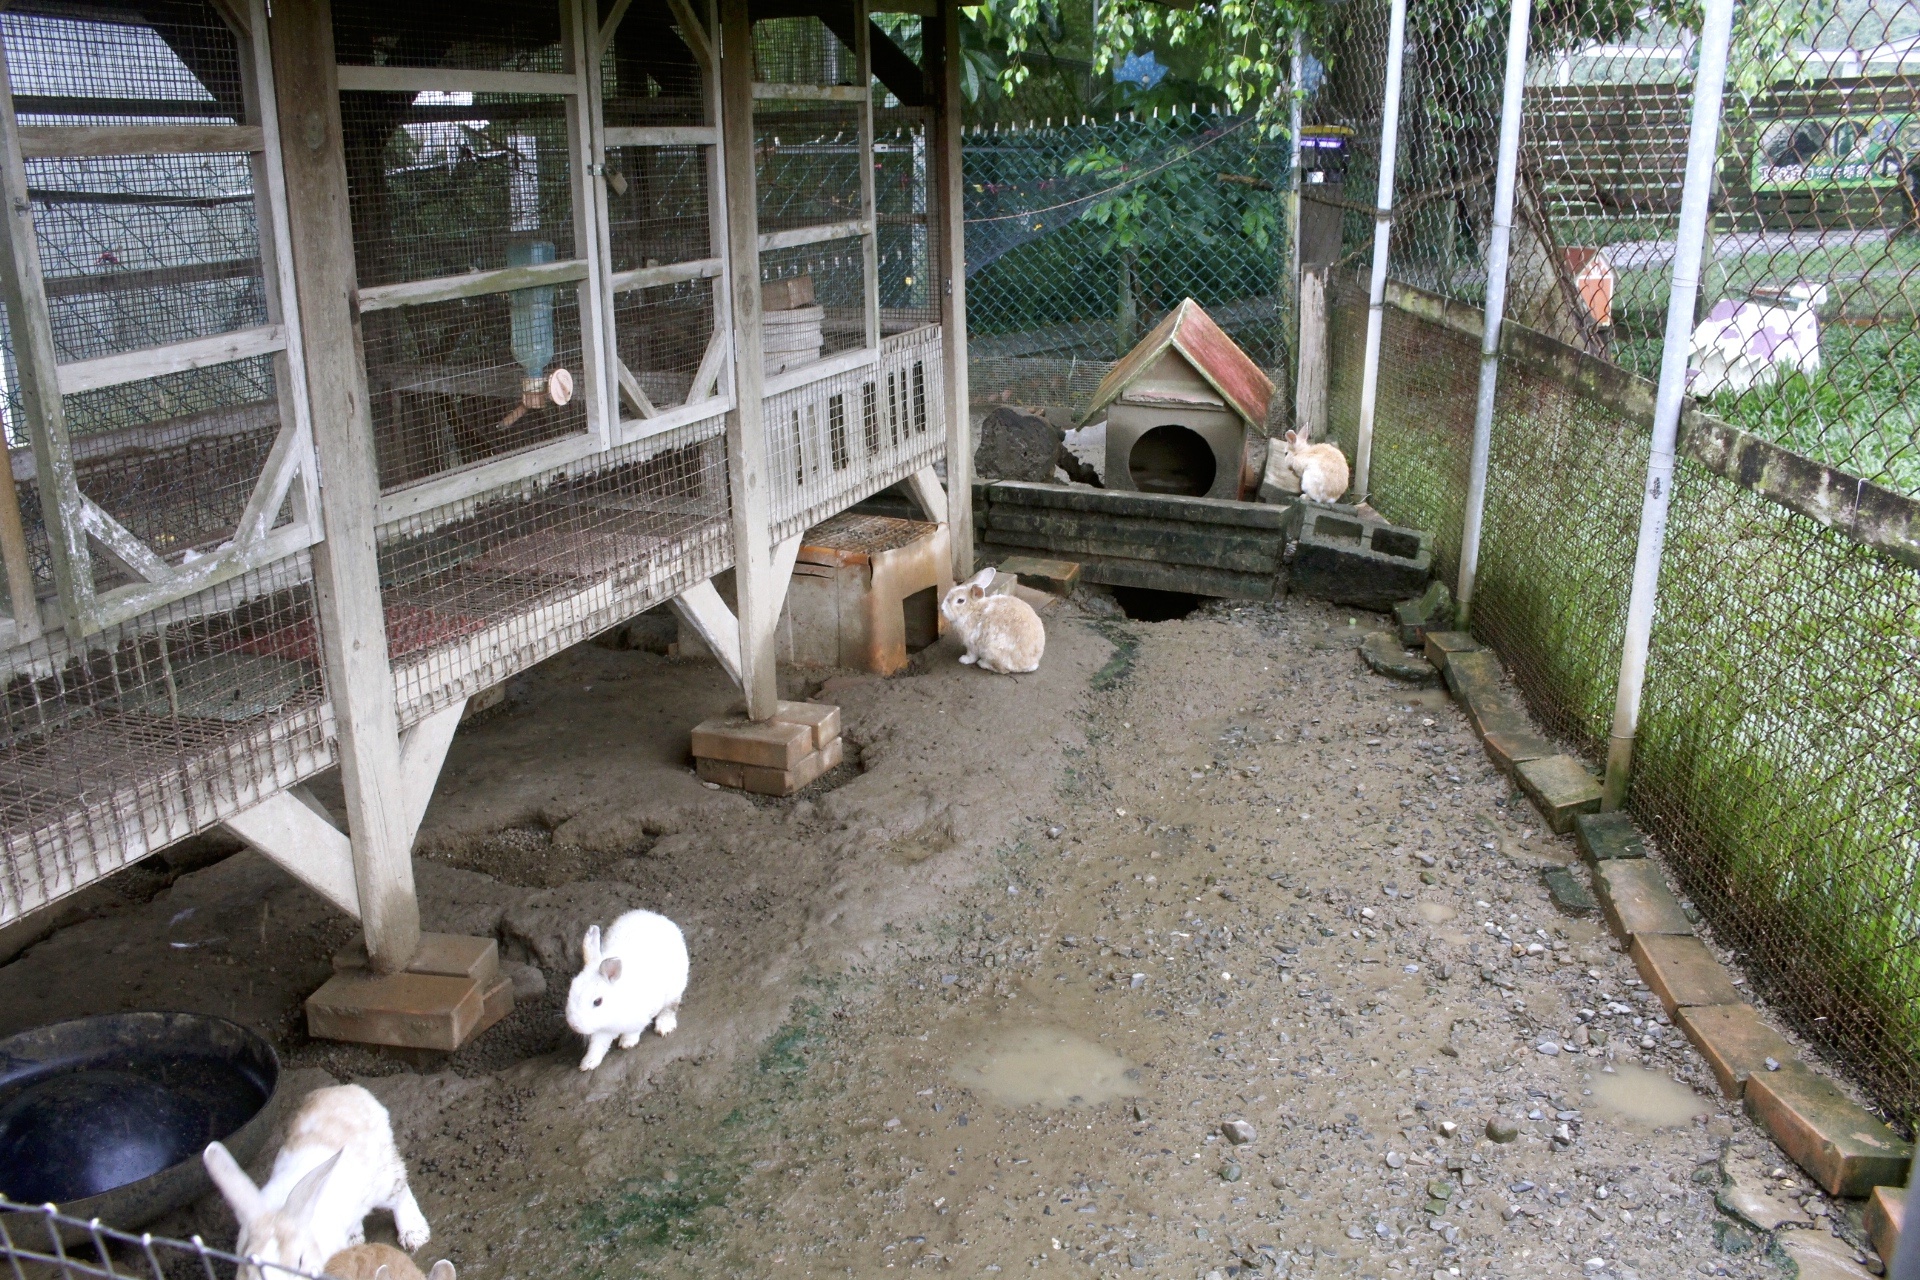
[766,324,942,542]
[1302,0,1391,269]
[612,279,715,411]
[756,104,864,234]
[0,550,328,926]
[600,0,704,124]
[1632,464,1920,1121]
[362,290,590,491]
[753,16,856,89]
[1,3,245,119]
[331,0,568,73]
[760,234,867,364]
[875,108,937,334]
[377,414,730,725]
[604,143,709,272]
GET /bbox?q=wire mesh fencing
[0,1196,324,1280]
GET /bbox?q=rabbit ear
[969,567,997,589]
[599,956,623,982]
[203,1141,265,1224]
[582,924,602,965]
[1285,430,1298,444]
[427,1264,457,1280]
[968,585,985,602]
[373,1267,392,1280]
[283,1150,344,1230]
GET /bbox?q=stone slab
[1541,865,1596,914]
[1422,630,1481,672]
[1358,631,1440,685]
[1744,1065,1913,1198]
[333,932,500,984]
[997,554,1081,595]
[697,734,844,797]
[1677,1003,1802,1100]
[1393,580,1454,646]
[1866,1185,1904,1267]
[1483,728,1558,775]
[1443,650,1533,738]
[1592,859,1693,939]
[1575,810,1649,863]
[690,715,813,769]
[1630,932,1742,1016]
[1514,754,1603,834]
[305,970,488,1052]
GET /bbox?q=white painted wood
[78,499,172,584]
[670,578,743,686]
[397,699,467,843]
[762,343,877,396]
[929,0,972,579]
[604,125,716,147]
[17,125,263,157]
[233,417,306,546]
[688,326,728,401]
[759,219,871,253]
[753,82,866,101]
[375,434,596,525]
[907,466,947,524]
[565,0,617,449]
[55,324,286,395]
[664,0,715,70]
[854,0,881,351]
[335,65,577,95]
[616,357,659,417]
[0,447,38,640]
[612,396,730,446]
[222,788,361,919]
[608,257,723,294]
[356,260,589,311]
[82,523,315,634]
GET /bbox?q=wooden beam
[397,700,466,844]
[607,256,722,294]
[854,0,880,351]
[928,0,973,578]
[222,787,361,919]
[273,0,420,973]
[753,82,866,102]
[669,578,743,686]
[41,256,262,299]
[356,260,589,312]
[54,323,285,395]
[720,0,779,720]
[78,498,172,584]
[598,0,637,55]
[17,124,263,157]
[758,219,871,253]
[604,125,716,147]
[664,0,715,72]
[566,0,617,449]
[81,522,315,635]
[688,325,728,402]
[907,465,946,524]
[335,65,578,96]
[616,358,659,417]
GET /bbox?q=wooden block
[776,700,841,751]
[761,274,815,310]
[1515,754,1603,834]
[1483,728,1557,775]
[1575,810,1649,863]
[1422,630,1481,671]
[1744,1065,1913,1197]
[474,973,514,1038]
[305,971,487,1052]
[1866,1185,1905,1266]
[333,933,500,984]
[1677,1003,1803,1100]
[698,735,843,797]
[690,715,813,769]
[1630,933,1741,1016]
[998,554,1081,595]
[1592,859,1693,939]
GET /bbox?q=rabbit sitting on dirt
[940,569,1044,675]
[204,1084,430,1278]
[324,1244,455,1280]
[567,909,689,1071]
[1280,430,1351,504]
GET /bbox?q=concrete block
[1288,506,1433,612]
[1866,1186,1905,1267]
[690,716,813,770]
[997,554,1081,595]
[697,735,844,797]
[1393,580,1454,646]
[1514,754,1603,834]
[1744,1065,1913,1198]
[1422,630,1481,672]
[1359,631,1439,685]
[1630,933,1742,1016]
[1443,649,1533,738]
[1575,810,1649,863]
[1483,728,1558,775]
[305,970,488,1052]
[1676,1003,1802,1100]
[333,932,500,985]
[1592,860,1693,939]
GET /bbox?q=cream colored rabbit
[1281,430,1351,504]
[324,1244,455,1280]
[940,569,1044,674]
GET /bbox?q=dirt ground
[0,591,1885,1280]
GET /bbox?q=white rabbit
[204,1084,429,1278]
[325,1244,455,1280]
[566,909,689,1071]
[1280,430,1351,504]
[940,569,1044,675]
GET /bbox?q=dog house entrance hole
[903,585,939,652]
[1129,424,1216,497]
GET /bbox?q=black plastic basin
[0,1012,278,1230]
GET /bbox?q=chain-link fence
[1319,0,1920,1123]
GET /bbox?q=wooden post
[268,0,420,972]
[718,0,780,719]
[854,0,880,350]
[927,0,972,580]
[1294,267,1328,443]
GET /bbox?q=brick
[998,554,1081,595]
[1592,859,1693,939]
[305,971,487,1052]
[333,932,499,984]
[1575,810,1649,863]
[698,735,843,797]
[690,715,813,769]
[1744,1065,1913,1197]
[1676,1003,1802,1100]
[1393,579,1454,646]
[1866,1185,1905,1266]
[1483,728,1557,775]
[1422,630,1481,672]
[1630,933,1741,1016]
[1443,650,1533,738]
[1514,754,1603,834]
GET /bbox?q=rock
[1487,1117,1521,1143]
[1222,1119,1257,1145]
[503,960,547,999]
[1220,1163,1243,1183]
[1359,631,1441,685]
[1394,580,1455,646]
[1537,1040,1562,1055]
[1386,1151,1407,1169]
[499,880,643,972]
[974,406,1062,482]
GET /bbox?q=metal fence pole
[1453,0,1533,626]
[1350,0,1408,501]
[1600,0,1736,811]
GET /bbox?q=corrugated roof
[1080,298,1274,427]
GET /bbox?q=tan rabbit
[323,1245,455,1280]
[1281,430,1351,504]
[940,569,1044,674]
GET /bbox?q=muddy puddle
[1585,1062,1708,1129]
[949,1027,1140,1108]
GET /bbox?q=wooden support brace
[671,578,744,686]
[222,786,359,918]
[616,358,659,418]
[397,700,467,845]
[907,466,947,525]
